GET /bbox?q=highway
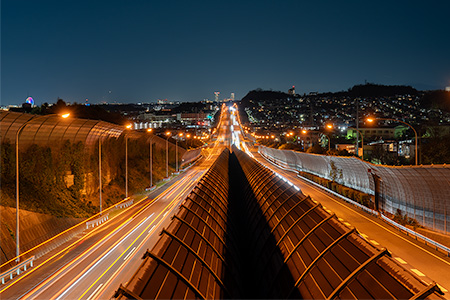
[0,105,230,300]
[5,103,447,299]
[230,105,450,296]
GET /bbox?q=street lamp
[367,117,418,165]
[99,135,102,213]
[125,124,132,198]
[165,131,171,179]
[176,133,183,173]
[186,134,191,149]
[15,113,70,260]
[147,128,154,189]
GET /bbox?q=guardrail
[86,214,109,229]
[259,147,450,257]
[115,198,133,209]
[380,214,450,257]
[0,256,35,284]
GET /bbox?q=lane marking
[86,284,103,300]
[394,257,408,264]
[338,218,344,222]
[411,269,426,277]
[53,217,151,300]
[95,173,207,298]
[370,240,380,246]
[78,175,197,300]
[123,247,136,261]
[344,222,351,227]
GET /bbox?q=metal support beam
[267,214,335,289]
[179,205,228,251]
[276,203,321,249]
[326,249,390,300]
[255,195,311,261]
[172,215,227,265]
[161,229,230,298]
[180,204,227,238]
[114,284,144,300]
[142,250,206,300]
[409,283,442,300]
[189,191,227,223]
[286,228,355,298]
[194,182,228,210]
[250,187,293,240]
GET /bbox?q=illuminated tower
[214,91,220,102]
[288,86,296,95]
[231,93,235,101]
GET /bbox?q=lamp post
[165,131,171,179]
[186,134,191,149]
[99,136,102,213]
[176,133,183,173]
[147,128,153,189]
[125,124,132,198]
[367,117,418,165]
[15,113,70,260]
[348,127,364,159]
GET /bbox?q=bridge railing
[259,145,450,234]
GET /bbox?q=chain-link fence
[259,146,450,234]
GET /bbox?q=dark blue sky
[2,0,450,105]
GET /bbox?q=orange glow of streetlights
[147,128,153,132]
[301,130,307,134]
[61,113,70,119]
[326,124,333,129]
[186,134,191,138]
[165,131,171,136]
[367,118,374,123]
[126,124,132,129]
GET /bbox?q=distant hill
[241,89,291,106]
[318,83,419,98]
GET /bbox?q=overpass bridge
[115,147,444,299]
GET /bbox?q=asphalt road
[248,148,450,296]
[226,104,450,296]
[0,107,230,300]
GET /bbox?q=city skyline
[2,0,450,106]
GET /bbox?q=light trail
[18,199,158,299]
[77,185,188,300]
[0,195,150,294]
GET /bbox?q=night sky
[2,0,450,105]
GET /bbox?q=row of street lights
[252,116,418,165]
[13,116,191,261]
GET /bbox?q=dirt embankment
[0,205,82,264]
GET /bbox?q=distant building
[446,86,450,92]
[231,93,235,101]
[346,125,407,140]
